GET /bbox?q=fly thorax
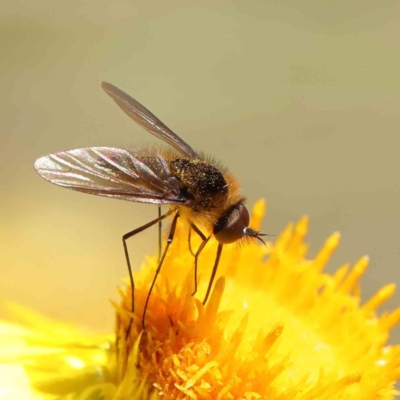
[170,159,228,211]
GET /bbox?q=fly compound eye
[214,204,250,244]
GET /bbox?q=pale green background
[1,2,399,342]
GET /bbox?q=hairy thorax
[168,159,229,213]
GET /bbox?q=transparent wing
[34,147,188,205]
[101,82,201,160]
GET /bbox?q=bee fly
[34,82,267,334]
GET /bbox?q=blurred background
[1,1,399,338]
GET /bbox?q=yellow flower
[2,200,400,399]
[0,302,116,399]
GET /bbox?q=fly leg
[203,243,223,305]
[142,211,180,329]
[189,223,207,296]
[158,205,162,260]
[188,226,194,256]
[123,209,174,338]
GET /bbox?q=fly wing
[101,82,201,160]
[34,147,188,205]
